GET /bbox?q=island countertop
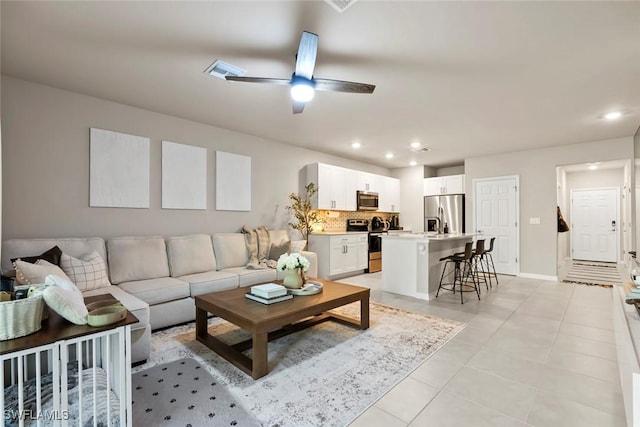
[383,232,475,241]
[381,233,474,300]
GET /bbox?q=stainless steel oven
[368,232,386,273]
[357,191,379,211]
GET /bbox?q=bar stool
[482,237,499,286]
[455,239,490,290]
[472,239,490,290]
[436,242,480,304]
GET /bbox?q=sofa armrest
[300,250,318,279]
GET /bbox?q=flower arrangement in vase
[277,253,310,289]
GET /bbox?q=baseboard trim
[517,272,558,282]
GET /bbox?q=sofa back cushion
[166,234,217,277]
[268,229,289,246]
[2,238,107,275]
[211,233,248,270]
[107,236,170,284]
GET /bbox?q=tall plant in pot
[286,182,320,243]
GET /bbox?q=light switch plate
[529,217,541,225]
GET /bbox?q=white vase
[283,269,303,289]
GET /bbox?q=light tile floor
[342,272,626,427]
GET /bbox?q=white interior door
[474,176,519,275]
[570,188,618,262]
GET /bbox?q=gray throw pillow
[269,240,291,261]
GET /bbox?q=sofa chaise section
[1,238,151,364]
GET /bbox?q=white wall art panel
[89,128,150,208]
[162,141,207,210]
[216,151,251,211]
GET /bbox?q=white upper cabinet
[307,163,357,211]
[379,176,400,213]
[356,171,381,193]
[423,174,465,196]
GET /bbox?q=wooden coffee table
[195,278,370,379]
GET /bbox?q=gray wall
[1,77,390,239]
[465,136,634,277]
[436,165,465,176]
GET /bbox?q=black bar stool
[473,239,490,290]
[455,239,490,291]
[436,242,480,304]
[482,237,499,286]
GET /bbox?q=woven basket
[0,295,45,341]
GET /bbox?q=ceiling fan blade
[292,101,305,114]
[295,31,318,80]
[225,76,290,85]
[314,78,375,94]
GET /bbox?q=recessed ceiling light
[351,142,361,149]
[410,142,421,149]
[589,164,598,170]
[603,111,622,120]
[385,153,394,159]
[409,160,417,166]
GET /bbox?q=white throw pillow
[43,285,88,325]
[290,240,307,253]
[60,251,110,291]
[14,259,72,285]
[45,274,83,297]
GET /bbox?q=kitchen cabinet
[356,233,368,270]
[379,176,400,212]
[307,163,357,211]
[356,171,381,193]
[423,174,465,196]
[308,233,368,279]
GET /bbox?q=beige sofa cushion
[166,234,216,277]
[268,229,289,246]
[212,233,249,270]
[178,270,239,297]
[117,277,189,306]
[221,267,277,287]
[107,236,170,284]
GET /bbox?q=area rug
[562,260,622,288]
[132,302,465,427]
[132,358,261,426]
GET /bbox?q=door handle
[477,229,483,234]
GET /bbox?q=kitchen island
[381,233,474,300]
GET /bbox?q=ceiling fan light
[290,77,315,103]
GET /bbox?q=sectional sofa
[1,230,317,364]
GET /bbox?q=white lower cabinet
[309,233,368,279]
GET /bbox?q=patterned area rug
[562,260,622,288]
[132,358,261,426]
[132,302,465,427]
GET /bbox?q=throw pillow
[59,251,110,292]
[14,259,72,286]
[290,240,307,253]
[11,245,63,266]
[42,284,88,325]
[269,240,291,261]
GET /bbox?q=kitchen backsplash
[315,210,397,232]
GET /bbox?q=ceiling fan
[225,31,375,114]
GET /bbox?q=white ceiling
[2,1,639,168]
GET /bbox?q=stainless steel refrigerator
[424,194,465,234]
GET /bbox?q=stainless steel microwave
[357,191,379,211]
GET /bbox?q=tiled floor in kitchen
[341,272,625,427]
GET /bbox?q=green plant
[286,182,320,240]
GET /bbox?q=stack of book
[245,283,293,304]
